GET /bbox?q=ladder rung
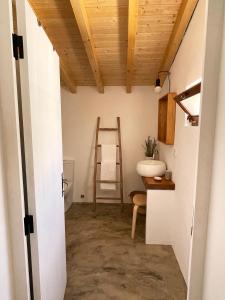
[99,128,118,131]
[97,162,120,165]
[96,180,121,184]
[96,197,121,200]
[97,144,120,147]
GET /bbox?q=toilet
[63,159,74,212]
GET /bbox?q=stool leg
[131,205,138,239]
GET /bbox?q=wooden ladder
[93,117,124,212]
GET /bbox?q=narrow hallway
[64,204,186,300]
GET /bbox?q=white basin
[136,160,166,177]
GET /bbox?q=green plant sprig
[144,136,158,157]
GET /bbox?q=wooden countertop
[142,176,175,190]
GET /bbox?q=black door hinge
[12,33,24,60]
[24,215,34,236]
[62,172,64,197]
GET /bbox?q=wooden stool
[130,191,147,239]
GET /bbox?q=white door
[15,0,67,299]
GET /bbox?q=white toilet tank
[63,159,74,212]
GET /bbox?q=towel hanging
[100,145,117,190]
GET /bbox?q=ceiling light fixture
[154,71,171,94]
[155,78,162,93]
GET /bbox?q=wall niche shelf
[174,82,201,126]
[158,93,176,145]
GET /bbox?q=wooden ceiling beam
[70,0,104,93]
[60,61,76,94]
[160,0,199,76]
[126,0,138,93]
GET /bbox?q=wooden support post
[117,117,124,211]
[93,117,100,212]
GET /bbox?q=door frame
[0,0,30,299]
[1,0,66,299]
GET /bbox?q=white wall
[159,0,206,283]
[61,86,158,203]
[0,114,15,300]
[203,6,225,299]
[187,0,225,298]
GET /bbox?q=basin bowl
[136,160,166,177]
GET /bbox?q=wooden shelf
[158,93,176,145]
[142,176,175,190]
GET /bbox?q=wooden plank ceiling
[28,0,198,93]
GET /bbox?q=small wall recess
[174,83,201,126]
[158,93,176,145]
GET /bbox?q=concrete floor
[64,204,187,300]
